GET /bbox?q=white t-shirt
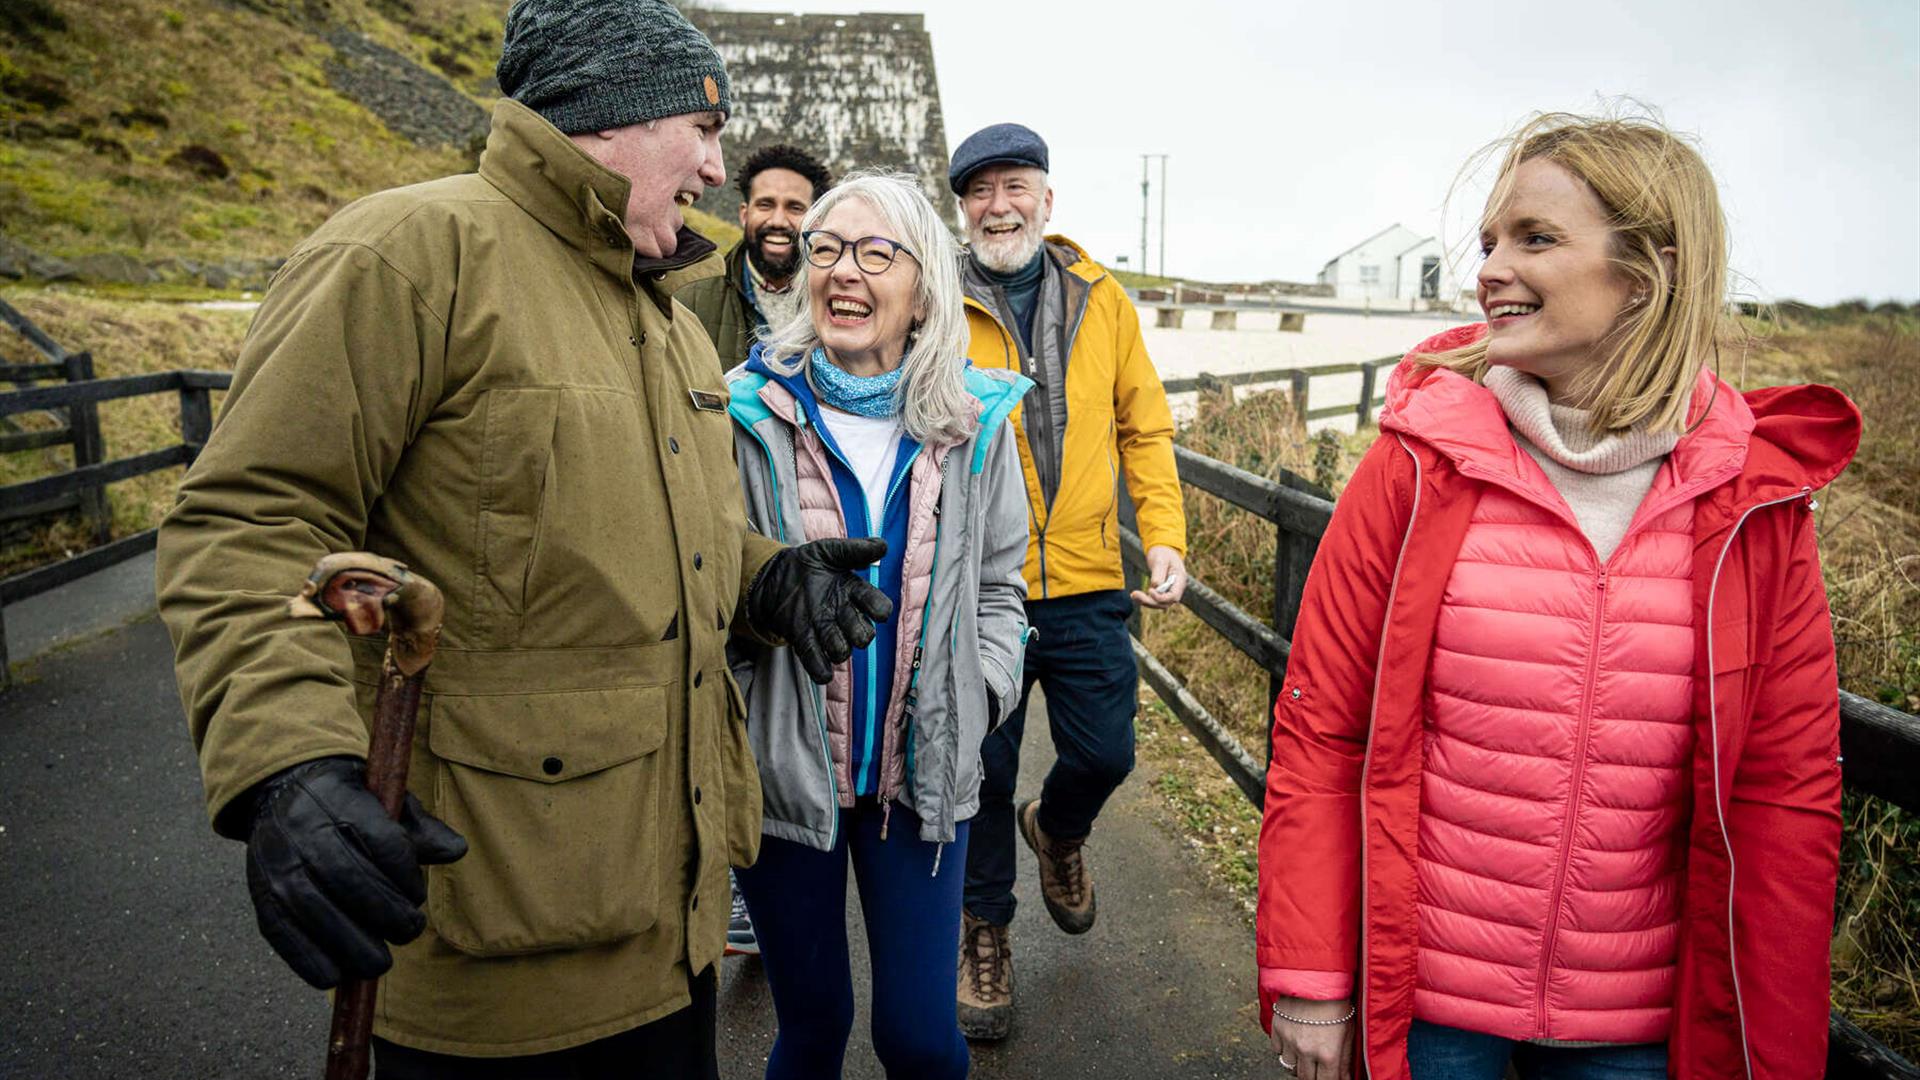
[818,407,906,530]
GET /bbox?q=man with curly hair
[677,143,833,369]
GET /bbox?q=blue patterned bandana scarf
[808,347,903,418]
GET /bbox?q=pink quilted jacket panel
[1415,473,1696,1044]
[775,379,947,809]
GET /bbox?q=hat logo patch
[703,76,719,105]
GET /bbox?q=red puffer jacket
[1255,325,1859,1079]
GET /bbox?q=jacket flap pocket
[429,686,667,782]
[1711,618,1752,674]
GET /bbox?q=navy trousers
[964,589,1139,927]
[733,799,971,1080]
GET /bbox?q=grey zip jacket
[726,359,1034,851]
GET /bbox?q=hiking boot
[1018,797,1095,934]
[724,871,759,957]
[957,911,1014,1041]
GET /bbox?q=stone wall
[688,11,954,225]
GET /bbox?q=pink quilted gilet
[762,379,948,810]
[1415,460,1697,1044]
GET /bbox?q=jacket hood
[1380,323,1859,500]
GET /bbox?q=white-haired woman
[724,170,1032,1080]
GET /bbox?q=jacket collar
[477,99,716,285]
[1377,325,1794,503]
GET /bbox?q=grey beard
[970,223,1045,274]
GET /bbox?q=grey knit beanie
[497,0,732,134]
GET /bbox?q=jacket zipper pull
[931,841,944,878]
[880,798,892,841]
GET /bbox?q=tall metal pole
[1157,154,1169,278]
[1139,155,1150,275]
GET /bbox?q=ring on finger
[1278,1055,1296,1071]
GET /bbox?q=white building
[1318,224,1454,307]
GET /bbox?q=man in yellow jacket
[951,123,1188,1040]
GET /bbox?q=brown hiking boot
[1018,797,1096,934]
[957,911,1014,1041]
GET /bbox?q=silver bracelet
[1271,1001,1356,1026]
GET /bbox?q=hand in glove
[242,756,467,988]
[747,537,894,684]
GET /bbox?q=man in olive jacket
[675,143,832,370]
[155,2,888,1073]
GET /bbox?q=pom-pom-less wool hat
[948,123,1050,194]
[497,0,732,135]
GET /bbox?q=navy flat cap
[948,123,1049,194]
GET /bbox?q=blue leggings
[732,800,970,1080]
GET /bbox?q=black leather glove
[242,756,467,989]
[747,538,894,685]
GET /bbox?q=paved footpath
[1,609,1272,1079]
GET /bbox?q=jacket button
[542,756,563,775]
[693,552,703,570]
[669,437,681,454]
[693,787,702,804]
[1290,688,1301,700]
[629,335,638,347]
[694,671,704,688]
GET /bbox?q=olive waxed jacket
[156,99,783,1057]
[674,238,760,373]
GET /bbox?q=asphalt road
[1,612,1272,1079]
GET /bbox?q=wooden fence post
[178,384,213,464]
[1288,370,1310,426]
[1356,361,1379,427]
[1267,473,1329,769]
[63,351,110,544]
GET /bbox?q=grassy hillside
[0,0,734,269]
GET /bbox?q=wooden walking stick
[287,553,444,1080]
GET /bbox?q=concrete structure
[1317,224,1453,307]
[685,11,955,223]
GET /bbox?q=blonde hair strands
[1428,110,1734,434]
[759,170,975,445]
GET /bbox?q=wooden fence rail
[0,369,231,689]
[1125,439,1920,1078]
[1160,355,1399,427]
[1,296,109,540]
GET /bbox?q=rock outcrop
[324,29,488,150]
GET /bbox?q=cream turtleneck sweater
[1483,366,1680,562]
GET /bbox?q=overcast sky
[735,0,1919,304]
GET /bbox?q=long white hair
[757,170,975,444]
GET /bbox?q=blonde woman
[723,171,1031,1079]
[1255,113,1860,1079]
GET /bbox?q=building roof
[1320,222,1415,273]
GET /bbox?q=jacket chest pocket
[425,684,671,956]
[476,386,681,647]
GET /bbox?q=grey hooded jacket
[726,360,1033,851]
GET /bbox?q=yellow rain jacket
[963,235,1185,598]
